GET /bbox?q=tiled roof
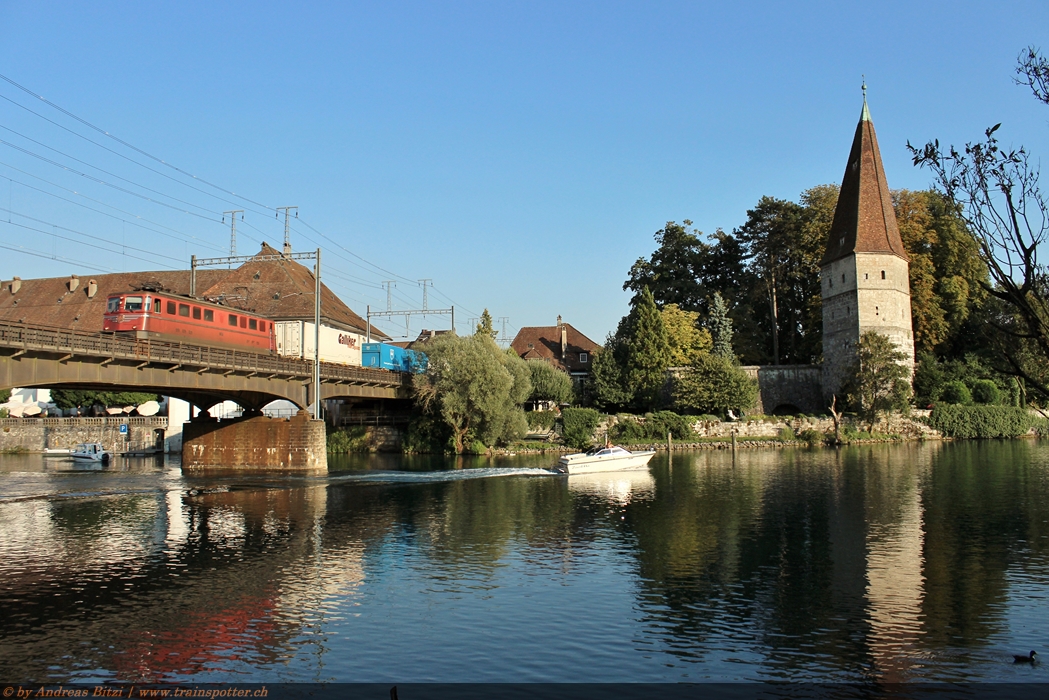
[199,243,388,339]
[510,321,599,374]
[0,270,228,332]
[0,243,387,339]
[821,98,909,266]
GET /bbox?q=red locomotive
[103,290,275,352]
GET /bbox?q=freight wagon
[273,321,366,366]
[361,342,428,373]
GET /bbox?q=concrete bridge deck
[0,319,412,411]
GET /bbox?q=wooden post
[667,431,672,452]
[731,428,737,451]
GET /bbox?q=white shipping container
[274,321,364,366]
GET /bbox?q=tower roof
[821,97,908,266]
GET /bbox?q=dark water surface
[1,442,1048,683]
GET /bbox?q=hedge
[926,405,1032,439]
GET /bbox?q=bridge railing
[0,320,410,388]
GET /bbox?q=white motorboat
[71,443,113,464]
[554,445,655,475]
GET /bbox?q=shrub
[326,426,369,453]
[402,414,452,454]
[970,379,1001,405]
[798,429,826,446]
[526,411,558,430]
[926,405,1032,438]
[940,380,972,405]
[560,407,602,450]
[778,426,796,441]
[608,411,696,443]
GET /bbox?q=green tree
[736,196,823,364]
[624,221,709,310]
[661,303,712,366]
[475,309,498,340]
[589,334,633,410]
[526,360,574,406]
[672,353,757,417]
[621,287,673,411]
[844,331,912,432]
[707,292,735,360]
[50,390,159,410]
[413,333,531,453]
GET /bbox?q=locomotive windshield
[106,297,120,313]
[124,296,144,312]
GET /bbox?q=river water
[1,441,1047,684]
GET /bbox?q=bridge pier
[181,411,327,471]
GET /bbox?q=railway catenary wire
[0,164,229,253]
[1,74,488,329]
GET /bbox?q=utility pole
[223,210,243,261]
[381,281,396,312]
[498,316,510,347]
[418,279,432,311]
[276,206,298,254]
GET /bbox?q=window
[192,307,201,320]
[240,316,247,328]
[249,318,257,330]
[864,273,869,280]
[178,303,190,317]
[167,301,176,315]
[153,299,161,313]
[842,274,845,283]
[204,309,214,322]
[579,352,588,363]
[228,314,238,327]
[124,296,144,312]
[881,270,886,279]
[107,297,120,313]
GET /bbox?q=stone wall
[690,412,940,440]
[0,416,168,452]
[182,412,327,471]
[741,365,824,415]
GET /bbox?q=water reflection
[1,442,1048,682]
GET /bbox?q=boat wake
[328,467,559,484]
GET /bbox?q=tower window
[842,274,846,283]
[881,270,886,279]
[876,306,879,316]
[865,273,869,280]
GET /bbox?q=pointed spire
[821,92,908,266]
[861,76,871,122]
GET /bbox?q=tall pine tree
[622,287,673,410]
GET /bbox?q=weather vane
[862,75,867,100]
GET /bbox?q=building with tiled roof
[510,316,600,382]
[0,270,230,331]
[820,91,915,399]
[199,243,387,339]
[0,242,387,340]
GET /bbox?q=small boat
[43,448,72,457]
[71,442,113,464]
[554,445,655,475]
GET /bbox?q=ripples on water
[1,442,1048,683]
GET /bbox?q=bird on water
[1013,651,1037,664]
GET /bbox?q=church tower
[821,91,914,400]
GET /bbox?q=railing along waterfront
[0,320,409,388]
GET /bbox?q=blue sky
[1,1,1047,343]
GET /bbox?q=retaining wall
[0,416,168,453]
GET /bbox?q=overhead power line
[0,71,275,212]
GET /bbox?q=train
[362,342,428,373]
[102,290,427,373]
